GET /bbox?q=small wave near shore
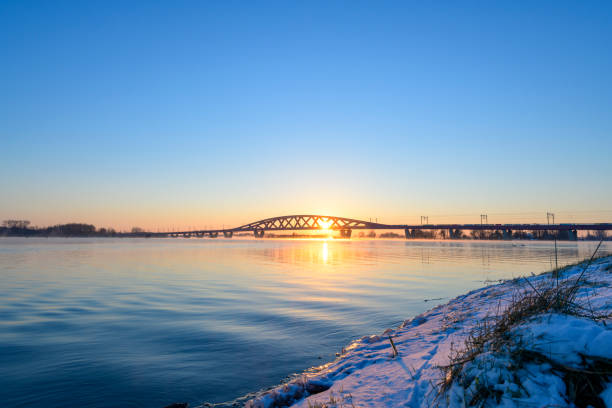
[244,255,612,408]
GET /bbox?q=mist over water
[0,238,610,408]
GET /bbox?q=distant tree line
[369,228,608,241]
[0,220,143,237]
[3,220,31,229]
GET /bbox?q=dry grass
[438,244,612,407]
[306,387,358,408]
[513,350,612,408]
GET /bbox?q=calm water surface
[1,238,610,407]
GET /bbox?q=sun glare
[318,218,333,230]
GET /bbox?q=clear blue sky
[1,1,611,230]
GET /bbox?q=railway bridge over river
[157,215,612,240]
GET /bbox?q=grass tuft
[439,245,611,407]
[306,387,358,408]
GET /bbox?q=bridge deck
[154,215,612,236]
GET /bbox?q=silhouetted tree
[55,223,96,235]
[3,220,30,229]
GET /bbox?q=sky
[1,1,612,231]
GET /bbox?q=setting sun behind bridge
[318,218,333,230]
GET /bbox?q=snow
[513,313,611,367]
[245,256,612,408]
[602,382,612,407]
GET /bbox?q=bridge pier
[223,231,233,238]
[405,228,410,239]
[457,229,464,239]
[568,229,577,241]
[339,229,352,238]
[209,232,218,238]
[447,229,462,239]
[254,230,265,238]
[503,229,512,240]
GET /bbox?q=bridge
[157,215,612,240]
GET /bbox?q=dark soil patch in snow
[517,350,612,408]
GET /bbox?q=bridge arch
[233,215,385,231]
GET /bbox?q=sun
[318,218,333,230]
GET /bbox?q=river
[0,237,610,407]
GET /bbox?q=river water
[0,237,610,407]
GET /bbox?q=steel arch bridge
[159,215,393,238]
[233,215,389,232]
[156,214,612,239]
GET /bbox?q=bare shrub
[439,243,611,407]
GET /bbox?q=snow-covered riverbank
[247,255,612,408]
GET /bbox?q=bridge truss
[233,215,387,232]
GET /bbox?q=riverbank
[246,255,612,407]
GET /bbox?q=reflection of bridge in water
[158,215,612,240]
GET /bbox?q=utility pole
[547,212,556,242]
[479,214,488,240]
[546,212,558,270]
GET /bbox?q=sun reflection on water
[322,242,328,263]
